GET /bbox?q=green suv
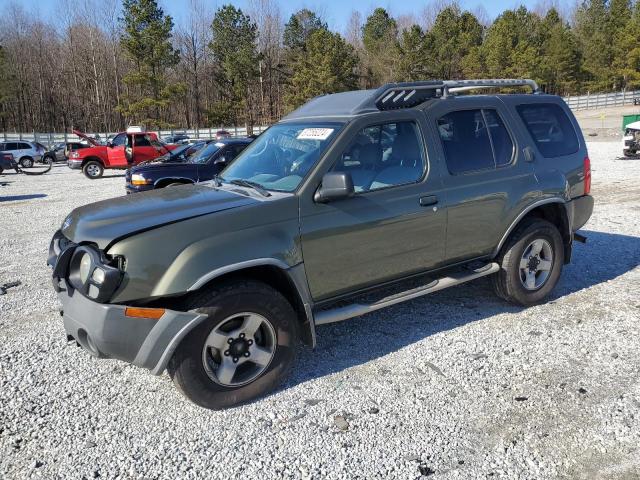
[49,79,594,409]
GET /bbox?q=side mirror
[107,142,113,148]
[314,172,355,203]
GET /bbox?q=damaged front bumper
[57,285,207,374]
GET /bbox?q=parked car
[0,140,44,168]
[68,128,177,179]
[215,129,231,139]
[622,121,640,156]
[42,142,91,163]
[0,152,15,174]
[125,138,252,194]
[162,133,190,144]
[49,79,593,410]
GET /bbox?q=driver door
[299,111,447,301]
[107,133,127,167]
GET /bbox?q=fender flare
[493,197,569,257]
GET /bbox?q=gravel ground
[1,144,639,480]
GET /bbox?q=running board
[314,263,500,326]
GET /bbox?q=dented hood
[61,184,256,249]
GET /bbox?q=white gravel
[1,145,639,479]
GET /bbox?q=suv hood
[72,129,101,146]
[61,184,257,249]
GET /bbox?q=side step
[314,262,500,326]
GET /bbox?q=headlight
[67,246,123,302]
[131,173,152,186]
[79,253,92,283]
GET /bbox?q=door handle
[419,195,438,207]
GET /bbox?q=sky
[4,0,557,32]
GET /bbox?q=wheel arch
[82,156,105,167]
[494,198,572,263]
[154,177,194,188]
[186,260,315,348]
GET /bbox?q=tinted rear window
[516,103,579,157]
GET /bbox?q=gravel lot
[1,143,639,480]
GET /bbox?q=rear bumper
[568,194,594,231]
[67,159,83,170]
[57,285,207,374]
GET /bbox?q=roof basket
[372,79,540,111]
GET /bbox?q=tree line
[0,0,639,134]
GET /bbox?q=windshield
[221,123,342,192]
[189,142,221,164]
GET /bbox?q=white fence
[3,90,640,143]
[0,125,269,147]
[563,90,640,111]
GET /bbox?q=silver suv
[0,141,44,168]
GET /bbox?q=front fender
[107,196,301,303]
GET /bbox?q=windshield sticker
[297,128,334,140]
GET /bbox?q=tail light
[583,156,591,195]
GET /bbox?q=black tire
[0,167,3,175]
[83,160,104,179]
[19,157,33,168]
[168,280,299,410]
[492,218,564,306]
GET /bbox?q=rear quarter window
[516,103,579,157]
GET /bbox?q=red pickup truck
[68,129,177,179]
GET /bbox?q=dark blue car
[125,138,253,194]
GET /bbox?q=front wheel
[168,280,299,409]
[492,218,564,306]
[83,160,104,179]
[19,157,33,168]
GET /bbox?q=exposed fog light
[91,268,105,285]
[88,285,100,299]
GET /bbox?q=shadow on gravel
[289,229,640,387]
[0,194,47,202]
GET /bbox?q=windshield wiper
[229,179,271,197]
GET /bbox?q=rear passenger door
[427,98,536,263]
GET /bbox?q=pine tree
[361,8,398,86]
[119,0,182,127]
[574,0,614,90]
[283,9,326,51]
[209,5,260,128]
[483,7,542,80]
[286,29,357,110]
[427,7,483,79]
[396,25,431,81]
[538,9,582,94]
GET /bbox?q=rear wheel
[492,218,564,306]
[83,160,104,179]
[168,280,299,409]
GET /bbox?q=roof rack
[442,79,541,97]
[372,79,540,111]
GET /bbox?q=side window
[227,144,246,160]
[438,110,494,174]
[484,110,514,166]
[135,134,152,147]
[6,143,18,151]
[18,142,31,150]
[516,103,579,157]
[111,134,126,147]
[332,121,425,193]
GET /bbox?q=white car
[0,140,44,168]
